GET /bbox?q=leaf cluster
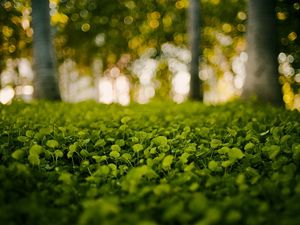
[0,101,300,225]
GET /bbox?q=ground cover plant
[0,101,300,225]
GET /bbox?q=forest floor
[0,101,300,225]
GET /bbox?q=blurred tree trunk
[31,0,60,100]
[242,0,282,104]
[188,0,203,101]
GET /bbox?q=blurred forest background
[0,0,299,109]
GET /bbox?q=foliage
[0,101,300,225]
[277,0,300,70]
[0,0,31,69]
[56,0,187,67]
[1,0,300,104]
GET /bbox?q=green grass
[0,101,300,225]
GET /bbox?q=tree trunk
[31,0,60,100]
[242,0,282,104]
[188,0,202,101]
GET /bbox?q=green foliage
[162,155,174,170]
[262,145,281,160]
[46,140,59,148]
[0,0,31,69]
[0,101,300,225]
[228,148,244,160]
[132,143,144,153]
[208,160,222,172]
[152,136,168,146]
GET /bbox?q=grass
[0,100,300,225]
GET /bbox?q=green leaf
[132,144,144,152]
[110,151,120,159]
[81,160,90,167]
[184,144,197,153]
[17,136,28,142]
[82,139,90,145]
[119,125,128,131]
[58,172,72,185]
[152,136,168,146]
[28,153,40,166]
[95,139,106,147]
[208,160,220,172]
[228,148,244,160]
[111,144,121,152]
[46,140,59,148]
[54,150,64,158]
[115,139,125,146]
[121,153,132,161]
[150,148,157,154]
[69,143,77,152]
[153,184,171,196]
[12,149,25,160]
[121,116,131,124]
[25,130,34,138]
[131,136,139,143]
[39,127,53,136]
[217,146,230,154]
[227,128,238,137]
[184,162,195,172]
[78,131,87,137]
[179,152,190,164]
[95,165,110,176]
[210,139,222,149]
[162,155,174,170]
[158,144,170,152]
[262,145,280,160]
[29,145,43,155]
[67,150,75,159]
[80,149,89,157]
[92,155,101,163]
[244,142,255,151]
[92,155,107,163]
[221,160,234,168]
[146,158,153,167]
[260,130,270,136]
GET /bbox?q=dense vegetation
[0,101,300,225]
